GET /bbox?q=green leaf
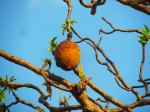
[48,46,52,52]
[5,75,8,82]
[0,77,3,82]
[138,39,148,45]
[59,92,65,98]
[138,25,150,45]
[51,37,58,44]
[48,37,58,52]
[78,64,84,78]
[70,20,77,25]
[61,23,67,29]
[62,27,67,35]
[10,76,16,82]
[61,19,77,35]
[2,87,7,92]
[0,103,6,112]
[144,25,149,32]
[0,89,6,102]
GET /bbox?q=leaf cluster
[0,75,16,102]
[61,20,77,35]
[138,25,150,45]
[48,37,58,53]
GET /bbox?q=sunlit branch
[64,0,72,33]
[89,97,109,112]
[0,50,73,89]
[111,99,150,112]
[40,60,72,92]
[73,68,133,112]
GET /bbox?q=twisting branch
[79,0,106,15]
[73,28,116,75]
[132,82,150,89]
[79,0,93,8]
[40,60,72,92]
[64,0,72,34]
[139,45,150,95]
[79,0,106,8]
[99,17,141,34]
[73,27,142,100]
[7,101,18,108]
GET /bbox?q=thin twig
[7,101,18,108]
[139,45,149,95]
[111,99,150,112]
[132,82,150,89]
[99,17,141,34]
[72,26,141,100]
[64,0,72,33]
[11,90,45,112]
[89,97,109,112]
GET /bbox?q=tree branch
[11,90,45,112]
[0,50,73,89]
[73,27,141,100]
[73,68,133,112]
[117,0,150,15]
[111,99,150,112]
[139,45,150,95]
[99,17,141,35]
[40,60,72,92]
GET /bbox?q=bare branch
[64,0,72,35]
[132,82,150,89]
[111,99,150,112]
[11,90,45,112]
[99,17,141,35]
[0,82,46,98]
[79,0,94,8]
[73,28,116,75]
[139,45,150,95]
[7,101,18,108]
[79,0,106,15]
[73,27,141,100]
[117,0,150,15]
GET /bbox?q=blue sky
[0,0,150,112]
